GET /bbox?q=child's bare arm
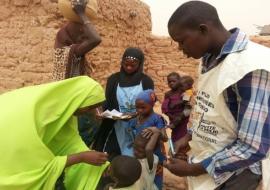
[145,131,160,170]
[161,128,168,142]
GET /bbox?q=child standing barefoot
[128,90,167,190]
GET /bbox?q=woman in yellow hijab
[0,76,109,190]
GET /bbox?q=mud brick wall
[0,0,198,100]
[1,0,268,101]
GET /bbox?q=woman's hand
[66,151,108,167]
[81,151,108,166]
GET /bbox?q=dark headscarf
[119,47,145,87]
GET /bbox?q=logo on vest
[198,116,218,137]
[193,91,219,144]
[195,91,214,112]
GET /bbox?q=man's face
[168,24,209,59]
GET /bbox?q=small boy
[133,128,162,190]
[105,155,142,190]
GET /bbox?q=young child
[162,73,194,144]
[181,75,194,102]
[128,89,167,190]
[133,129,162,190]
[105,155,142,190]
[181,75,194,118]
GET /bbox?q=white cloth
[188,41,270,190]
[262,158,270,190]
[137,155,159,190]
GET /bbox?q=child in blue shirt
[127,89,167,190]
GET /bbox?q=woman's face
[73,103,103,116]
[122,57,140,74]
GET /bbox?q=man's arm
[201,70,270,182]
[72,1,101,56]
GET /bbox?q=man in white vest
[164,1,270,190]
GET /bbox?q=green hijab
[0,76,108,190]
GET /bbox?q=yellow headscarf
[0,76,108,190]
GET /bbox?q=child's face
[135,100,152,117]
[133,140,146,159]
[167,75,181,90]
[181,78,193,91]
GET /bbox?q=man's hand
[174,133,191,153]
[174,152,188,161]
[164,158,206,177]
[164,158,190,176]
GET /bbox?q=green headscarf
[0,76,109,190]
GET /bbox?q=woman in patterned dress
[52,0,101,81]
